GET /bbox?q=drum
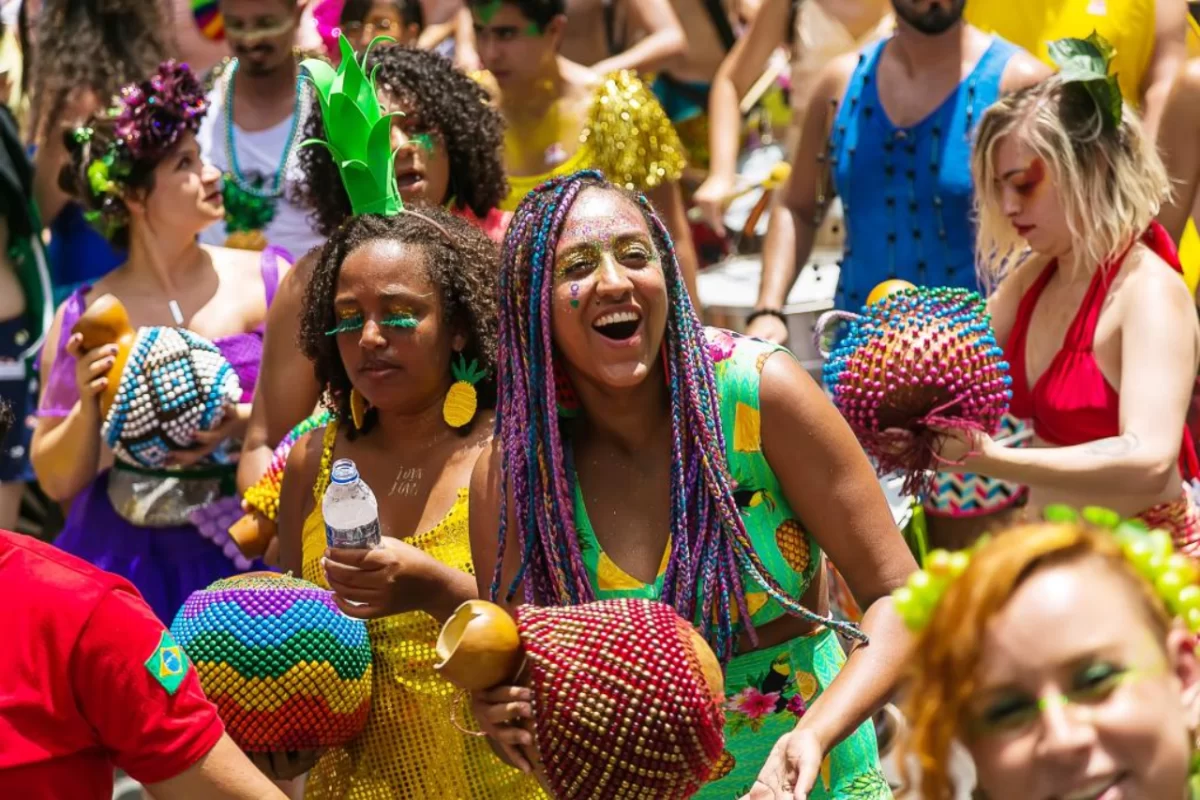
[696,249,840,380]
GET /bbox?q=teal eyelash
[324,313,416,336]
[325,316,364,336]
[382,313,417,329]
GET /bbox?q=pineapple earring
[444,353,488,428]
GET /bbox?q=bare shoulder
[207,244,267,278]
[285,426,327,491]
[999,48,1053,93]
[814,51,860,106]
[996,248,1050,295]
[1120,244,1195,310]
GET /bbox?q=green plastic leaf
[1047,32,1122,131]
[301,33,404,217]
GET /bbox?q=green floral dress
[573,328,891,798]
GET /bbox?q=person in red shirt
[0,400,286,799]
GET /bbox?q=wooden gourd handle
[69,293,137,417]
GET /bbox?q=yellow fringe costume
[500,70,687,211]
[301,421,545,799]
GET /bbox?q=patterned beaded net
[821,286,1012,495]
[104,327,242,469]
[515,599,725,798]
[170,572,373,752]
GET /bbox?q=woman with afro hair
[237,44,510,538]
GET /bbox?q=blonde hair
[972,76,1170,290]
[903,523,1173,800]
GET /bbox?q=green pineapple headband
[1048,31,1123,132]
[892,505,1200,634]
[302,35,405,216]
[301,34,459,245]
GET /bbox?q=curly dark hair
[467,0,564,31]
[296,45,507,237]
[299,207,500,438]
[31,0,168,144]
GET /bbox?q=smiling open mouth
[593,310,642,341]
[396,171,424,189]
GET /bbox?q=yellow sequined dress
[301,422,545,799]
[500,70,687,211]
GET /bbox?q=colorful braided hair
[493,169,865,661]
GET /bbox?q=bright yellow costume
[301,421,545,799]
[501,70,687,211]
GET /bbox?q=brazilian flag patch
[144,630,189,696]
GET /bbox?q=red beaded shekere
[515,598,726,799]
[821,286,1013,494]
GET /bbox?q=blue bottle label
[326,519,380,549]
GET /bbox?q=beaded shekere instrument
[434,598,726,799]
[229,410,332,558]
[170,572,373,752]
[71,294,242,469]
[819,283,1012,495]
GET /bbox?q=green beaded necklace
[221,58,308,235]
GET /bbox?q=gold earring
[443,354,488,428]
[350,388,369,430]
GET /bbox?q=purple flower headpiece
[111,59,208,161]
[72,60,209,239]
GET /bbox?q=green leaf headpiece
[1047,31,1123,133]
[300,35,404,217]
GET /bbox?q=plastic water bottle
[323,459,381,549]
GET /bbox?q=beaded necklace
[221,58,308,233]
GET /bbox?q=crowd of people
[5,0,1200,798]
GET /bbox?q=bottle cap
[330,458,360,485]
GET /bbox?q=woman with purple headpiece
[29,61,289,626]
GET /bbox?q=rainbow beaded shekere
[170,572,372,752]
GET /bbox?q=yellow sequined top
[301,422,545,799]
[500,70,687,211]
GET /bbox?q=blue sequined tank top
[829,35,1019,309]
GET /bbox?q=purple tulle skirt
[53,470,263,625]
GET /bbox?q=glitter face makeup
[411,132,436,153]
[552,220,659,281]
[569,282,580,309]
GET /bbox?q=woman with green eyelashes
[266,207,543,796]
[237,43,510,541]
[904,521,1200,800]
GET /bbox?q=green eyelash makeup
[325,312,417,336]
[326,316,364,336]
[382,312,417,329]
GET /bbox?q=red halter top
[1004,221,1200,480]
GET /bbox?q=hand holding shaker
[323,459,381,550]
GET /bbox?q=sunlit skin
[330,239,464,413]
[345,2,420,49]
[966,558,1199,800]
[126,133,225,233]
[471,3,561,87]
[219,0,300,77]
[550,189,670,392]
[382,94,451,206]
[993,136,1073,259]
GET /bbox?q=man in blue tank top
[746,0,1048,344]
[740,0,1050,565]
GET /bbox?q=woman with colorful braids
[30,61,287,625]
[937,35,1200,553]
[236,44,510,548]
[469,169,915,799]
[901,512,1200,800]
[267,38,542,796]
